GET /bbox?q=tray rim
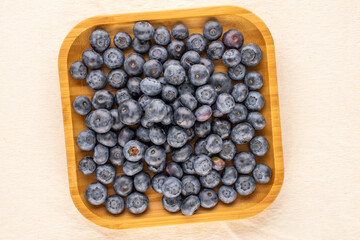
[58,5,284,229]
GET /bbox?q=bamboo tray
[58,6,284,229]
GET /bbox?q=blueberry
[180,51,201,70]
[186,33,206,53]
[78,156,96,175]
[105,195,125,215]
[118,99,142,125]
[145,145,166,166]
[161,105,174,125]
[126,192,149,214]
[222,49,241,67]
[199,189,218,208]
[107,69,128,89]
[133,21,154,41]
[76,129,96,151]
[219,140,236,161]
[73,96,92,115]
[231,123,255,145]
[92,90,114,110]
[115,88,132,105]
[222,166,238,185]
[136,126,150,143]
[149,45,168,63]
[212,105,224,118]
[222,29,244,49]
[138,94,153,109]
[199,57,215,75]
[218,185,237,204]
[144,99,167,123]
[167,126,189,148]
[195,85,217,105]
[250,136,269,156]
[194,154,212,176]
[143,60,163,79]
[140,116,155,129]
[164,64,186,85]
[212,118,231,139]
[171,144,192,163]
[181,195,200,216]
[253,163,272,184]
[181,175,200,196]
[182,155,196,174]
[194,138,210,156]
[85,182,107,205]
[205,134,223,154]
[110,109,125,131]
[132,37,151,54]
[151,173,167,194]
[123,140,145,162]
[117,127,135,147]
[114,32,132,50]
[109,145,125,166]
[103,47,124,69]
[86,109,113,133]
[70,61,87,79]
[161,84,178,102]
[211,156,226,171]
[134,171,151,192]
[89,29,110,52]
[247,112,266,130]
[200,170,221,188]
[174,107,196,129]
[167,40,186,60]
[209,72,232,94]
[113,175,134,196]
[232,83,249,103]
[153,26,171,45]
[170,98,184,110]
[227,103,248,124]
[206,41,225,60]
[149,124,166,145]
[244,71,264,91]
[171,24,189,40]
[127,77,142,97]
[140,77,162,97]
[95,164,116,184]
[123,160,144,176]
[148,158,166,173]
[216,93,235,114]
[240,43,262,67]
[162,195,182,213]
[163,59,181,70]
[203,20,223,40]
[96,131,117,147]
[162,176,183,198]
[82,49,103,69]
[179,93,198,111]
[124,53,146,76]
[178,83,195,96]
[194,105,212,122]
[166,162,184,179]
[234,151,256,174]
[86,70,107,90]
[93,144,109,165]
[194,120,211,138]
[228,63,246,81]
[245,91,265,111]
[235,175,256,195]
[188,64,210,86]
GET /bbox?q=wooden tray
[58,6,284,229]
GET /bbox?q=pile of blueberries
[71,20,272,216]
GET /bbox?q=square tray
[58,5,284,229]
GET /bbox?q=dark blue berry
[96,131,117,147]
[126,192,149,214]
[219,140,236,161]
[113,174,133,196]
[203,21,223,41]
[163,59,181,70]
[194,154,212,176]
[103,47,124,69]
[228,63,246,81]
[123,160,143,176]
[118,99,142,125]
[200,170,220,188]
[206,41,225,60]
[123,140,145,162]
[164,64,186,85]
[231,123,255,145]
[199,189,218,208]
[161,84,178,102]
[167,126,188,148]
[145,145,166,167]
[149,45,168,63]
[166,162,184,179]
[195,84,217,105]
[167,40,186,60]
[144,99,167,123]
[86,109,113,133]
[114,32,132,50]
[82,49,103,69]
[212,118,231,139]
[110,109,125,131]
[107,69,128,89]
[218,185,237,203]
[136,126,151,143]
[76,129,96,151]
[182,155,196,174]
[181,195,200,216]
[124,53,146,76]
[194,120,211,138]
[171,144,192,163]
[235,175,256,195]
[250,136,269,156]
[227,103,248,124]
[154,26,171,45]
[209,72,232,94]
[127,77,142,97]
[194,138,210,156]
[78,156,96,175]
[109,145,125,166]
[244,71,264,90]
[199,57,215,75]
[93,144,109,165]
[205,134,223,154]
[245,91,265,111]
[222,166,238,185]
[253,164,272,184]
[143,59,163,78]
[232,83,249,103]
[132,37,151,54]
[174,107,196,129]
[247,112,266,130]
[89,29,110,52]
[140,77,162,96]
[240,43,262,67]
[73,96,92,115]
[149,124,167,145]
[179,93,198,111]
[117,127,135,147]
[178,83,195,95]
[216,93,235,114]
[188,64,210,86]
[171,24,189,40]
[234,151,256,174]
[222,49,241,67]
[181,175,200,196]
[95,164,116,184]
[86,70,107,90]
[151,173,167,194]
[70,61,87,79]
[115,88,132,105]
[85,182,107,205]
[180,51,200,70]
[105,195,125,214]
[186,33,206,53]
[133,21,154,41]
[162,176,183,198]
[162,195,182,213]
[92,90,114,110]
[134,171,151,192]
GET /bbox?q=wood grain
[58,5,284,229]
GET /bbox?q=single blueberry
[194,138,211,156]
[114,32,132,50]
[115,88,132,105]
[123,160,144,176]
[171,144,192,163]
[162,176,183,198]
[162,195,182,213]
[138,94,153,109]
[86,70,107,90]
[144,99,167,123]
[149,45,168,63]
[244,71,264,90]
[91,90,114,110]
[105,195,125,215]
[140,77,162,96]
[167,126,189,148]
[181,195,200,216]
[170,98,184,110]
[199,189,218,209]
[78,156,96,175]
[194,154,212,176]
[174,107,196,129]
[182,155,196,175]
[124,53,146,76]
[188,64,210,86]
[228,63,246,81]
[247,112,266,130]
[211,156,226,171]
[181,175,201,196]
[145,145,166,167]
[218,185,237,204]
[107,69,128,89]
[89,29,110,52]
[166,162,184,179]
[117,127,135,147]
[103,47,124,69]
[232,83,249,103]
[109,145,125,166]
[167,40,186,60]
[206,41,225,60]
[216,93,235,114]
[195,105,212,122]
[179,93,198,111]
[231,123,255,145]
[70,61,87,79]
[212,118,232,139]
[164,64,186,86]
[212,105,224,118]
[161,105,173,125]
[126,192,149,214]
[222,29,244,49]
[76,129,96,151]
[127,77,142,97]
[222,49,241,67]
[110,109,125,131]
[171,24,189,40]
[132,37,151,54]
[199,57,215,75]
[245,91,265,111]
[149,124,167,145]
[253,163,272,184]
[153,26,171,45]
[234,151,256,174]
[180,51,201,70]
[95,164,116,184]
[136,126,151,143]
[134,171,151,192]
[194,120,211,138]
[178,83,195,96]
[235,175,256,196]
[161,84,178,102]
[163,59,181,70]
[82,49,103,69]
[123,140,145,162]
[203,20,223,41]
[143,59,163,79]
[250,136,269,156]
[113,174,134,197]
[195,85,217,105]
[133,21,154,41]
[240,43,262,67]
[219,140,236,161]
[96,131,117,147]
[227,103,248,124]
[222,166,238,185]
[73,96,92,115]
[86,109,113,133]
[93,144,109,165]
[85,182,107,205]
[186,33,207,53]
[140,116,155,129]
[200,170,221,188]
[151,173,167,194]
[205,134,223,154]
[209,72,232,94]
[118,99,142,125]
